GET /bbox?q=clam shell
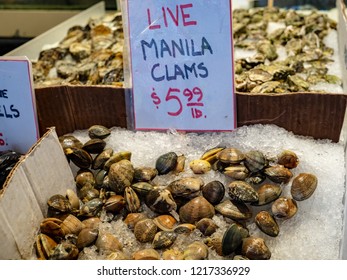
[88,124,111,139]
[82,138,106,154]
[271,197,298,220]
[244,150,267,172]
[134,218,158,243]
[189,159,211,174]
[167,177,204,198]
[65,147,93,169]
[227,180,258,203]
[215,199,252,220]
[277,150,299,169]
[183,241,209,260]
[152,231,177,249]
[179,196,215,224]
[264,165,293,184]
[123,212,148,230]
[216,148,245,164]
[124,186,141,213]
[255,210,279,237]
[223,165,249,180]
[221,223,248,256]
[162,249,184,260]
[108,159,134,194]
[201,180,225,205]
[133,248,160,260]
[104,195,126,213]
[291,173,318,201]
[95,232,123,254]
[153,214,177,231]
[251,183,282,206]
[155,152,178,175]
[196,217,218,236]
[145,188,177,214]
[61,214,84,236]
[241,237,271,260]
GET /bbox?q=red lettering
[147,8,160,30]
[181,4,197,26]
[166,6,179,26]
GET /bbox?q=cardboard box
[1,1,347,259]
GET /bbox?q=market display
[32,12,124,87]
[32,124,344,260]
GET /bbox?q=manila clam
[241,237,271,260]
[227,180,258,203]
[291,173,318,201]
[155,152,178,175]
[255,211,279,237]
[271,197,298,220]
[134,218,158,243]
[179,196,215,224]
[201,180,225,205]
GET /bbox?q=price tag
[0,56,39,154]
[123,0,235,131]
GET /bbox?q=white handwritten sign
[0,57,39,154]
[124,0,235,131]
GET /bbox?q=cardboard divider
[0,128,76,259]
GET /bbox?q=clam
[35,233,58,260]
[174,223,196,234]
[244,150,267,172]
[221,223,249,256]
[47,194,72,218]
[264,165,293,184]
[106,250,129,260]
[75,169,95,188]
[131,182,155,197]
[123,212,148,230]
[124,186,141,213]
[88,124,111,139]
[66,189,80,211]
[95,232,123,254]
[255,210,279,237]
[291,173,318,201]
[78,183,99,202]
[65,147,93,169]
[50,241,79,260]
[152,231,177,249]
[196,217,218,236]
[59,135,83,150]
[179,196,215,224]
[133,248,161,260]
[133,166,158,182]
[103,151,132,171]
[76,227,98,249]
[216,148,245,164]
[104,195,126,213]
[155,152,178,175]
[81,217,101,230]
[153,214,177,231]
[162,249,184,260]
[251,183,282,206]
[215,199,252,220]
[277,150,299,169]
[241,237,271,260]
[245,171,266,185]
[173,154,186,174]
[183,241,209,260]
[145,188,177,215]
[223,165,249,180]
[166,177,204,198]
[82,138,106,154]
[227,180,258,203]
[39,218,64,238]
[108,159,134,194]
[271,197,298,220]
[92,148,113,170]
[201,180,225,205]
[189,159,211,174]
[79,197,103,217]
[201,146,226,164]
[134,218,158,243]
[61,214,85,236]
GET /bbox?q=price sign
[0,57,39,154]
[124,0,235,131]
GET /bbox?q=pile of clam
[233,7,341,93]
[32,12,124,87]
[34,125,318,260]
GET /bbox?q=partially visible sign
[0,57,39,154]
[125,0,235,131]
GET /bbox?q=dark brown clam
[221,223,248,256]
[196,217,218,236]
[244,150,267,172]
[291,173,318,201]
[251,183,282,206]
[277,150,299,169]
[201,180,225,205]
[271,197,298,220]
[39,218,64,238]
[179,196,215,224]
[227,180,258,203]
[88,124,111,139]
[131,182,155,197]
[65,147,93,169]
[82,138,106,154]
[241,237,271,260]
[155,152,178,175]
[255,210,279,237]
[35,233,58,260]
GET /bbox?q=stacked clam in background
[34,125,318,260]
